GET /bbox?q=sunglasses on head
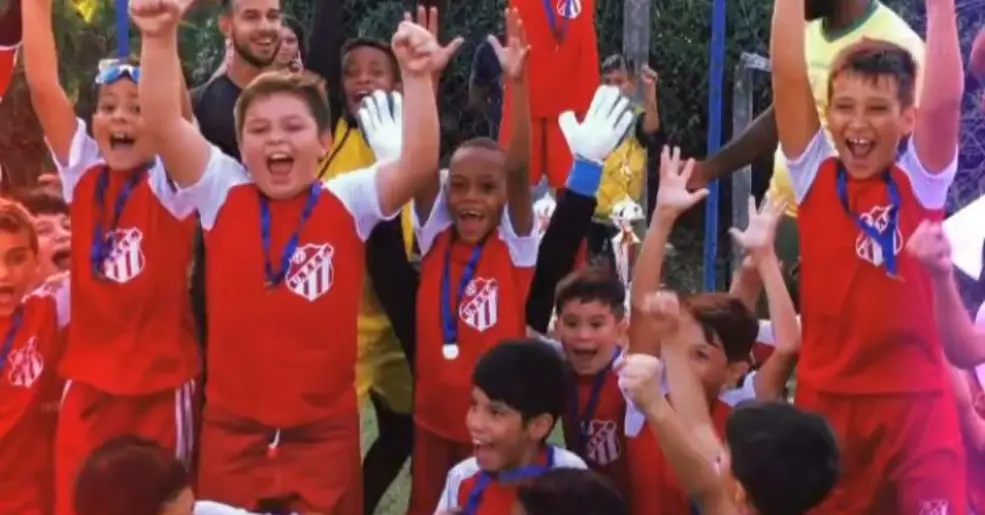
[95,62,141,86]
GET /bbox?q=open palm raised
[489,8,530,80]
[729,194,786,256]
[654,146,708,217]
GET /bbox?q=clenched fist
[129,0,191,37]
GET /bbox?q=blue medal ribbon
[0,309,24,371]
[542,0,575,44]
[835,165,901,277]
[462,446,557,515]
[440,237,487,356]
[90,167,146,280]
[258,182,322,287]
[567,348,621,457]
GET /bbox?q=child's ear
[218,15,232,39]
[527,413,555,442]
[901,105,917,137]
[724,360,750,390]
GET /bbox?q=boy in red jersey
[0,199,70,515]
[0,0,19,104]
[771,0,965,508]
[436,339,587,514]
[551,266,630,493]
[22,0,200,512]
[408,8,634,509]
[14,187,72,282]
[501,0,599,188]
[132,0,442,510]
[619,345,838,515]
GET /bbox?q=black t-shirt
[191,74,242,160]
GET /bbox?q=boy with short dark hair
[771,0,966,508]
[515,468,627,515]
[0,198,70,515]
[436,339,586,514]
[13,187,70,283]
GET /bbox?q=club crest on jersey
[7,337,43,388]
[918,500,949,515]
[557,0,582,19]
[585,419,621,466]
[102,228,145,283]
[286,243,334,302]
[854,204,902,267]
[459,277,499,332]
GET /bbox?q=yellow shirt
[769,1,925,217]
[596,134,646,218]
[320,117,414,413]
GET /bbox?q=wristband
[565,157,603,197]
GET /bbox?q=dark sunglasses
[95,63,141,86]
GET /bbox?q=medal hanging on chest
[835,165,903,280]
[257,183,321,289]
[543,0,575,45]
[0,309,23,372]
[90,167,145,280]
[440,237,487,360]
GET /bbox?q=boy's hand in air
[654,146,707,218]
[391,20,440,76]
[358,91,404,163]
[406,5,463,76]
[559,85,635,164]
[641,64,658,103]
[640,289,682,336]
[728,193,785,262]
[618,353,665,411]
[129,0,189,37]
[906,220,953,279]
[489,7,530,83]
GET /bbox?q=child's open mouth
[109,132,136,150]
[845,137,874,160]
[266,152,295,177]
[457,209,487,233]
[0,285,15,305]
[52,247,70,271]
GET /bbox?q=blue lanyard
[542,0,575,43]
[567,348,621,457]
[90,167,145,279]
[691,503,702,514]
[0,310,24,371]
[462,446,556,515]
[440,237,487,345]
[835,165,901,276]
[258,183,321,287]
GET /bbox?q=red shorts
[55,380,196,515]
[406,425,474,515]
[796,387,966,515]
[197,406,361,514]
[500,115,580,189]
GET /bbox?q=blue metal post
[702,0,726,291]
[117,0,130,57]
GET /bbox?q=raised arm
[729,195,800,401]
[770,0,819,160]
[727,257,763,313]
[132,0,210,188]
[908,221,985,368]
[21,0,77,163]
[620,349,736,514]
[639,64,660,135]
[374,21,441,217]
[690,107,777,190]
[629,148,707,354]
[912,0,961,174]
[496,8,533,235]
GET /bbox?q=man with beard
[192,0,282,161]
[685,0,923,295]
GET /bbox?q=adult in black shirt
[191,0,283,160]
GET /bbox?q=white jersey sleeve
[174,145,250,230]
[414,172,455,257]
[897,136,957,210]
[323,164,397,242]
[784,129,836,205]
[436,458,478,512]
[48,119,101,202]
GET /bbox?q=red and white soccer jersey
[436,446,586,514]
[177,146,392,428]
[49,120,199,395]
[0,282,69,515]
[0,44,16,104]
[413,183,540,443]
[790,131,964,514]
